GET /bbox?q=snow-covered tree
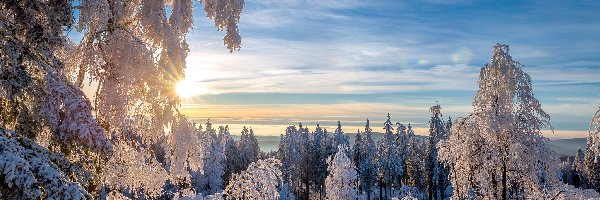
[0,1,117,198]
[2,0,245,198]
[395,122,409,186]
[331,121,351,156]
[405,124,425,190]
[69,0,244,196]
[585,107,600,192]
[0,129,93,199]
[0,0,112,154]
[239,126,260,171]
[326,144,358,200]
[102,136,169,198]
[278,125,302,196]
[376,113,401,199]
[438,44,558,199]
[424,104,451,199]
[312,124,329,198]
[571,149,586,187]
[219,125,239,187]
[296,123,313,199]
[198,120,225,195]
[225,158,294,200]
[70,0,243,136]
[546,184,599,199]
[353,119,377,199]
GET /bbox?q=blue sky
[176,0,600,137]
[71,0,600,137]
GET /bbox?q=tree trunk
[502,161,507,200]
[305,180,310,200]
[428,171,434,199]
[379,181,383,200]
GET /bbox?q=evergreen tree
[572,149,585,187]
[360,119,378,200]
[406,124,425,190]
[312,124,329,198]
[297,122,313,199]
[331,121,351,156]
[376,113,401,199]
[220,125,239,188]
[279,125,301,196]
[396,122,409,186]
[198,120,225,195]
[326,145,359,200]
[425,104,451,199]
[353,129,365,197]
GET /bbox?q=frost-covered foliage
[353,119,377,199]
[332,121,351,156]
[587,108,600,162]
[567,149,586,187]
[56,0,245,197]
[395,122,408,184]
[325,145,358,200]
[197,120,225,195]
[169,117,202,185]
[545,184,599,199]
[2,0,246,198]
[405,124,426,190]
[0,129,91,199]
[238,126,260,172]
[438,44,558,199]
[0,0,111,154]
[424,104,452,199]
[225,158,293,200]
[70,0,244,136]
[392,186,425,200]
[376,113,402,199]
[101,138,168,198]
[172,190,224,200]
[585,108,600,192]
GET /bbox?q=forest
[1,0,600,199]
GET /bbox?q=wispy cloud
[180,0,600,137]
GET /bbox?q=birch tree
[438,44,558,199]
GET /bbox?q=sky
[176,0,600,138]
[72,0,600,138]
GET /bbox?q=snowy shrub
[541,184,600,199]
[0,129,91,199]
[225,158,291,200]
[393,186,425,200]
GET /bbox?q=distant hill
[250,132,427,153]
[548,138,587,157]
[249,134,587,156]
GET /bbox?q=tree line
[2,0,600,199]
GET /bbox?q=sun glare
[176,80,207,98]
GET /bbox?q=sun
[176,80,207,98]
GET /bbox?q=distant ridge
[548,138,587,157]
[247,134,588,156]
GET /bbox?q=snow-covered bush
[392,186,425,200]
[225,158,292,200]
[541,184,600,199]
[0,129,91,199]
